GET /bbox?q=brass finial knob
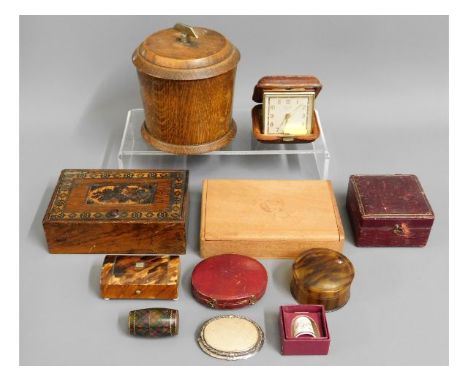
[174,23,198,44]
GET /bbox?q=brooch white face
[198,315,264,360]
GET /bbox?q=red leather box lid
[349,174,434,228]
[191,254,268,309]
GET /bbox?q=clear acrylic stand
[118,109,330,179]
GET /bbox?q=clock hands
[279,113,291,128]
[288,104,304,121]
[279,104,303,131]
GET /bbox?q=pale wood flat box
[200,179,344,259]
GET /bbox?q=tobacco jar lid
[292,248,354,297]
[132,23,240,80]
[197,315,264,360]
[191,254,268,309]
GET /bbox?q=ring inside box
[283,312,324,339]
[279,305,330,355]
[283,311,325,339]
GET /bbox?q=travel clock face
[263,91,315,136]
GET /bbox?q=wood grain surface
[133,24,240,154]
[42,169,189,254]
[132,26,240,80]
[200,179,344,258]
[101,255,180,300]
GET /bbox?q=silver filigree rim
[197,315,264,361]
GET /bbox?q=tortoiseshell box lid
[42,169,189,254]
[346,174,435,247]
[101,255,180,300]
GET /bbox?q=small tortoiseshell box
[101,255,180,300]
[42,169,189,254]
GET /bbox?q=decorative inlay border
[45,170,187,221]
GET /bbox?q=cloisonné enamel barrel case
[128,308,179,337]
[132,23,240,154]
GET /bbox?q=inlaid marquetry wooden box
[101,255,180,300]
[42,169,189,254]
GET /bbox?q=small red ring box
[279,305,331,355]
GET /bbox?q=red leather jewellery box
[279,305,330,356]
[346,174,435,247]
[191,253,268,309]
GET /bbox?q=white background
[3,0,465,380]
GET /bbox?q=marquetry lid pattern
[132,25,240,80]
[43,169,188,222]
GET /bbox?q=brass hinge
[206,297,217,309]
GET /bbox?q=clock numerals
[264,92,314,135]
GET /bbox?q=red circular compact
[191,254,268,309]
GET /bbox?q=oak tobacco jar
[132,23,240,154]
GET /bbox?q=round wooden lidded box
[191,254,268,309]
[132,23,240,154]
[291,248,355,311]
